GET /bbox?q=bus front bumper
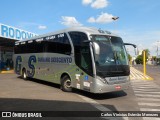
[91,76,130,94]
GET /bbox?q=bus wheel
[61,76,72,92]
[22,69,27,80]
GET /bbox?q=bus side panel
[14,53,73,83]
[14,53,95,92]
[69,64,94,92]
[14,54,28,76]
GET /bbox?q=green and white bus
[14,27,136,93]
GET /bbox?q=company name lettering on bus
[38,57,72,63]
[45,35,56,40]
[0,24,37,40]
[45,33,64,41]
[105,76,128,82]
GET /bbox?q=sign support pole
[143,50,146,76]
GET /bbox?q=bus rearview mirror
[124,43,137,55]
[124,43,137,48]
[93,42,100,61]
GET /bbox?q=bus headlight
[97,76,107,84]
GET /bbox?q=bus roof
[16,27,119,43]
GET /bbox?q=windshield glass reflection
[91,35,128,66]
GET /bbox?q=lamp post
[156,41,160,65]
[157,41,159,57]
[143,50,146,75]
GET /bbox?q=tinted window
[69,32,93,76]
[47,33,71,55]
[57,33,71,55]
[14,41,45,54]
[69,32,88,46]
[14,33,71,55]
[27,41,45,53]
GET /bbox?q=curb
[0,70,14,74]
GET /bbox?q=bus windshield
[90,35,129,78]
[91,35,128,66]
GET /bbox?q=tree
[135,55,143,64]
[152,56,156,61]
[135,49,150,64]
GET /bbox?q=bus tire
[61,76,72,92]
[22,69,27,80]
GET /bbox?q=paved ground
[0,74,104,120]
[0,67,160,120]
[130,79,160,120]
[130,65,160,120]
[130,67,153,80]
[133,64,160,86]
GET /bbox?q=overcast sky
[1,0,160,56]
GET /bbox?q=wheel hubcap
[23,72,26,79]
[65,79,71,88]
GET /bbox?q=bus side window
[47,35,58,53]
[57,33,71,55]
[69,32,93,76]
[43,42,48,52]
[47,33,71,55]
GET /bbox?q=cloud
[87,12,114,24]
[87,17,96,23]
[91,0,109,9]
[82,0,109,9]
[18,22,38,28]
[18,22,47,30]
[152,41,160,47]
[150,41,160,54]
[38,25,47,30]
[61,16,83,27]
[82,0,93,5]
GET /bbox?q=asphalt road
[133,64,160,86]
[0,72,159,120]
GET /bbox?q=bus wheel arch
[60,73,72,92]
[22,67,27,80]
